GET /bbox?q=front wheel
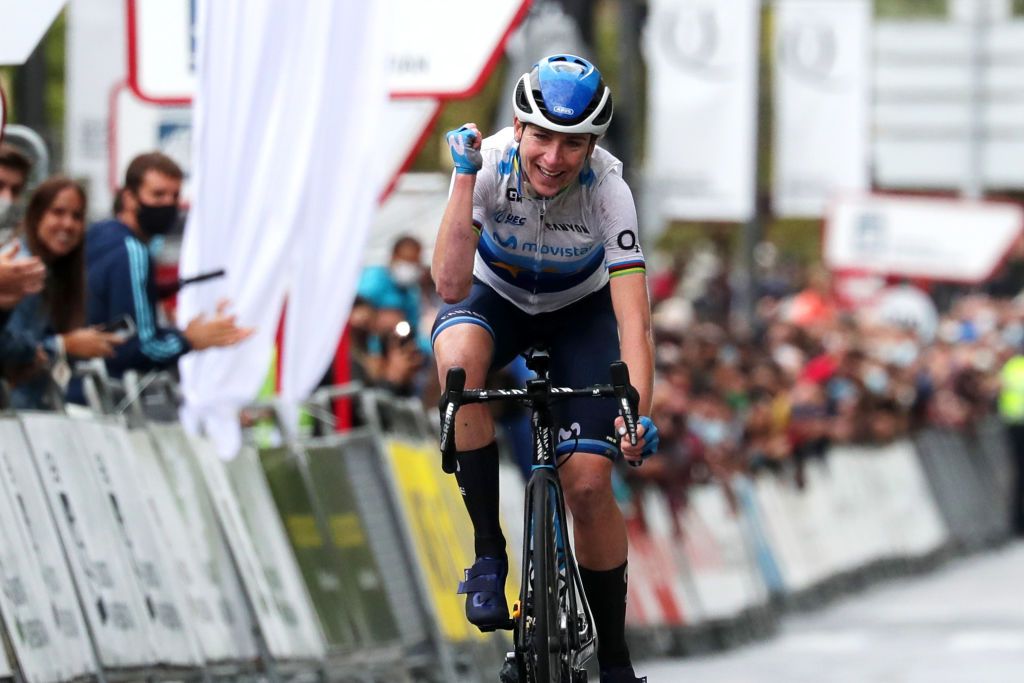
[526,480,566,682]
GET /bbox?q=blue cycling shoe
[600,665,646,683]
[457,555,510,631]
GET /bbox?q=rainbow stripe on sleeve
[607,259,646,278]
[471,220,482,236]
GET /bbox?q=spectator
[357,235,428,351]
[999,344,1024,536]
[0,178,122,408]
[0,144,31,234]
[82,152,251,380]
[0,145,45,323]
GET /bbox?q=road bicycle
[439,349,641,682]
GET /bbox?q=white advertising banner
[644,0,759,221]
[178,0,389,456]
[825,194,1024,282]
[773,0,871,217]
[873,21,1024,190]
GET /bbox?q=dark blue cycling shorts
[431,279,621,460]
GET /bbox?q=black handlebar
[438,361,642,473]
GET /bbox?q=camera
[390,320,415,348]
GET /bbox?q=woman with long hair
[0,176,121,408]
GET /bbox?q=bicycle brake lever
[440,367,466,474]
[609,362,641,467]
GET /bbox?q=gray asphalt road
[638,542,1024,683]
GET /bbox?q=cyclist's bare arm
[610,271,654,415]
[434,123,483,303]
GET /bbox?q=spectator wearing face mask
[79,152,252,381]
[357,235,428,352]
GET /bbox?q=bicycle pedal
[479,618,515,632]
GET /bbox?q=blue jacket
[0,240,61,408]
[84,219,190,376]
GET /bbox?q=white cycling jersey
[464,127,646,315]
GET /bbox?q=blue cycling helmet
[513,54,613,136]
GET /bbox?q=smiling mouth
[535,165,565,180]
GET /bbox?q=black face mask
[136,202,179,237]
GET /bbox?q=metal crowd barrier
[0,367,1016,681]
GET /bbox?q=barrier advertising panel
[75,418,203,666]
[0,418,96,683]
[189,436,326,661]
[19,413,154,668]
[303,440,403,646]
[124,428,257,664]
[146,423,260,662]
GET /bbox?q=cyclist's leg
[432,281,529,627]
[545,285,639,678]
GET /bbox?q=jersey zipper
[532,197,547,301]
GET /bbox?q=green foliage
[875,0,947,18]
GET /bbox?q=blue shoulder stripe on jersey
[579,165,595,186]
[498,146,517,176]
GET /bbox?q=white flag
[773,0,871,217]
[644,0,759,222]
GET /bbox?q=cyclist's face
[514,120,595,198]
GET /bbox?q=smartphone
[100,314,137,341]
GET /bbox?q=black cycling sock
[579,561,631,670]
[455,442,506,559]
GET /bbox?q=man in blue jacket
[85,152,250,378]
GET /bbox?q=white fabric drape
[773,0,871,217]
[643,0,760,222]
[178,0,388,458]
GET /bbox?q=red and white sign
[109,82,440,204]
[824,194,1024,283]
[127,0,530,104]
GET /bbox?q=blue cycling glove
[638,416,660,458]
[446,126,483,174]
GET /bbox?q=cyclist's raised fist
[446,124,483,175]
